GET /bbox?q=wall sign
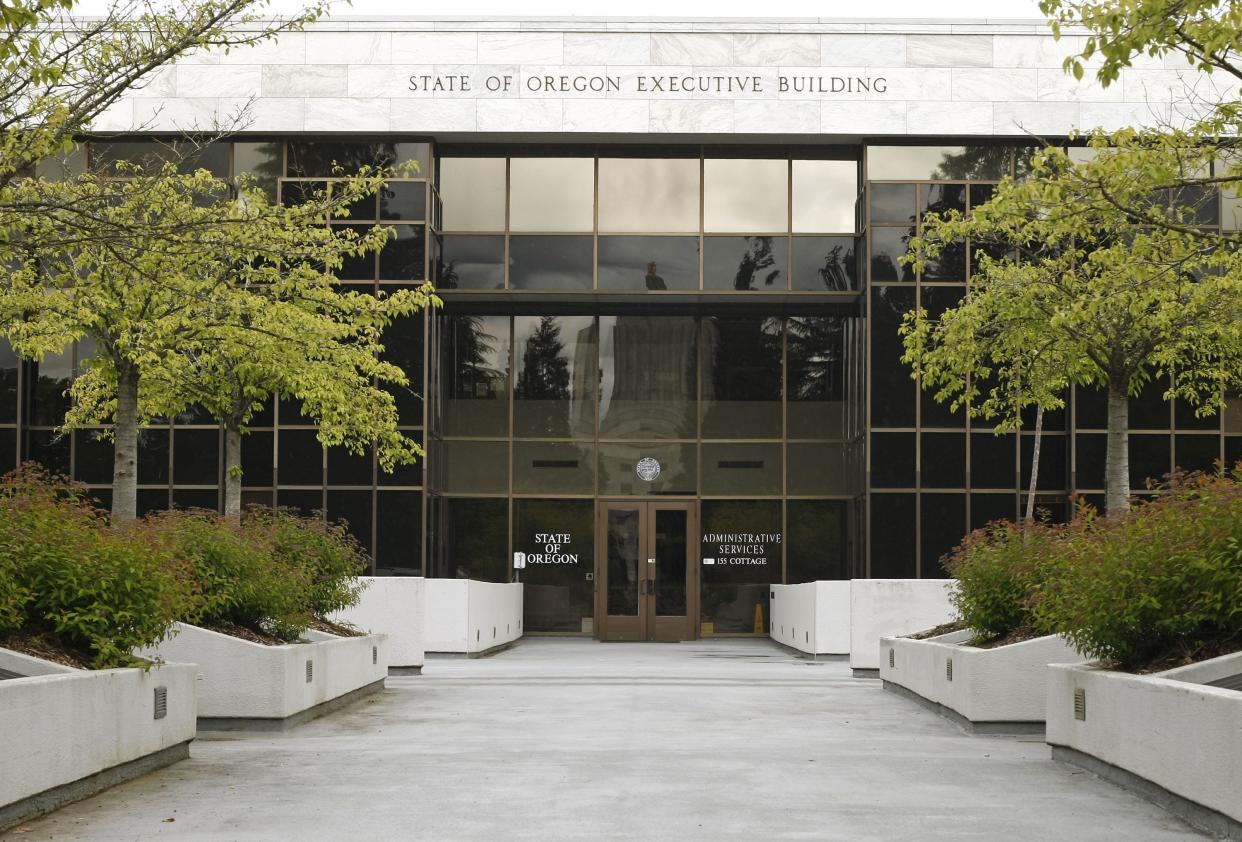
[636,457,661,482]
[701,531,781,566]
[408,73,887,98]
[520,532,579,565]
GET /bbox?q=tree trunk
[1024,405,1044,526]
[223,424,242,527]
[111,363,139,524]
[1104,382,1131,516]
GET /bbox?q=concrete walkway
[11,639,1206,841]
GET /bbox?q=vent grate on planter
[305,659,313,683]
[1073,687,1086,721]
[153,686,168,720]
[945,658,953,682]
[372,645,378,665]
[888,649,894,668]
[1207,672,1242,692]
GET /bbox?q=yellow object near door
[753,603,764,634]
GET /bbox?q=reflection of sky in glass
[793,160,856,233]
[441,157,505,231]
[598,159,699,232]
[509,158,594,232]
[867,146,966,180]
[703,159,787,233]
[508,236,592,289]
[597,237,699,290]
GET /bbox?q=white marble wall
[93,19,1214,136]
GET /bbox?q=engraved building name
[408,73,888,96]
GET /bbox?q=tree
[2,162,433,522]
[901,141,1242,515]
[0,0,328,182]
[515,316,571,436]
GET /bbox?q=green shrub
[1031,471,1242,669]
[147,509,312,642]
[0,465,186,668]
[243,507,368,620]
[944,520,1052,640]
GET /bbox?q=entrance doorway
[596,501,697,641]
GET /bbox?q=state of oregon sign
[635,457,661,482]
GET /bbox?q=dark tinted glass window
[869,227,915,282]
[921,493,966,577]
[1021,433,1067,491]
[597,237,699,291]
[970,492,1015,529]
[1075,385,1108,429]
[1174,434,1220,474]
[328,445,373,486]
[791,236,859,291]
[701,443,781,496]
[435,497,508,582]
[787,442,847,494]
[508,236,593,290]
[26,429,69,475]
[137,489,169,515]
[919,287,966,425]
[1174,397,1221,430]
[870,493,915,577]
[870,287,916,427]
[138,428,170,484]
[1075,432,1106,489]
[1130,374,1171,430]
[381,313,424,424]
[278,429,323,486]
[380,182,427,221]
[280,180,327,208]
[375,490,422,575]
[787,500,850,582]
[701,316,782,438]
[333,224,375,280]
[73,429,112,484]
[869,183,916,224]
[378,225,425,280]
[438,441,508,494]
[514,315,596,438]
[174,429,219,485]
[0,341,17,423]
[439,315,509,437]
[787,316,845,438]
[513,499,594,632]
[870,431,915,488]
[700,500,781,633]
[970,431,1016,489]
[1129,433,1171,488]
[287,141,427,177]
[921,240,967,281]
[275,489,321,516]
[598,443,696,496]
[921,432,965,488]
[327,490,372,557]
[27,352,71,427]
[438,235,504,289]
[599,316,697,439]
[921,183,966,218]
[703,236,787,290]
[513,441,594,494]
[241,431,274,486]
[0,428,13,475]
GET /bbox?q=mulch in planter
[2,630,94,670]
[1133,637,1242,675]
[906,620,968,640]
[200,622,297,646]
[970,624,1045,649]
[307,617,365,637]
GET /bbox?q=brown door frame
[595,499,698,642]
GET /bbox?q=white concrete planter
[1047,652,1242,837]
[0,651,196,831]
[769,581,850,655]
[139,622,387,730]
[331,576,425,671]
[849,579,955,673]
[425,579,523,655]
[881,631,1081,732]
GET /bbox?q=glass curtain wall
[864,144,1237,578]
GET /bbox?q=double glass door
[597,501,696,641]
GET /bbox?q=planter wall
[882,632,1081,729]
[331,576,424,669]
[1046,653,1242,834]
[769,581,850,655]
[425,579,523,655]
[849,579,955,672]
[0,654,196,830]
[139,623,387,727]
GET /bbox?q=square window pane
[970,492,1016,530]
[73,429,112,485]
[513,441,594,494]
[869,227,916,282]
[701,316,782,438]
[508,235,593,290]
[702,442,781,496]
[869,183,916,225]
[922,183,966,218]
[174,428,219,485]
[138,428,170,484]
[598,158,699,233]
[514,315,596,438]
[509,158,594,232]
[380,182,426,221]
[921,432,966,488]
[787,500,851,582]
[433,497,507,582]
[704,236,787,290]
[278,429,323,486]
[598,316,697,439]
[970,432,1016,490]
[787,316,846,438]
[704,159,787,233]
[787,442,847,494]
[438,235,505,289]
[438,440,508,494]
[26,429,69,476]
[440,157,506,231]
[378,433,423,487]
[791,236,859,291]
[793,160,856,233]
[439,314,510,437]
[328,445,373,486]
[375,490,422,575]
[379,225,425,280]
[327,490,372,556]
[870,431,915,488]
[598,236,699,290]
[1174,434,1220,474]
[330,182,376,222]
[598,443,696,496]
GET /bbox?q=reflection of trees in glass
[446,315,505,400]
[733,236,781,290]
[787,317,844,402]
[932,146,1015,180]
[287,142,411,177]
[701,316,782,437]
[815,242,856,291]
[515,316,571,436]
[438,258,460,289]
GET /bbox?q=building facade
[3,17,1238,639]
